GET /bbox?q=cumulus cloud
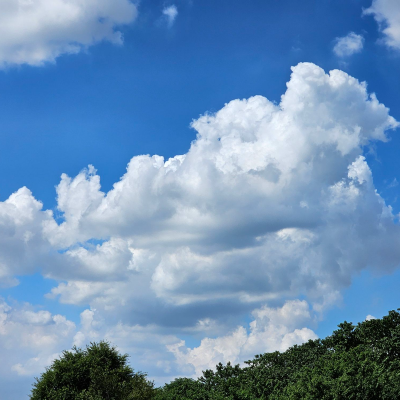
[0,299,315,396]
[0,62,400,394]
[0,187,55,287]
[169,300,317,375]
[1,63,399,316]
[333,32,364,57]
[0,299,75,378]
[42,63,399,316]
[62,301,317,381]
[0,0,137,66]
[162,5,178,28]
[364,0,400,50]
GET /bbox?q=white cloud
[41,63,399,318]
[168,300,318,376]
[364,0,400,50]
[0,62,398,321]
[333,32,364,57]
[0,299,316,396]
[0,186,55,287]
[162,5,178,28]
[1,62,400,396]
[0,0,137,67]
[0,299,75,377]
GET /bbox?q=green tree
[154,377,209,400]
[31,341,154,400]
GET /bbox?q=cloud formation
[0,298,316,391]
[169,300,317,375]
[333,32,364,57]
[364,0,400,50]
[1,63,399,314]
[0,0,137,66]
[41,63,398,317]
[0,62,399,389]
[0,299,75,379]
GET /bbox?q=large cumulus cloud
[0,62,399,389]
[41,62,399,315]
[0,0,137,66]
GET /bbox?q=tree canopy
[156,309,400,400]
[30,341,154,400]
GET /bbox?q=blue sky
[1,0,400,397]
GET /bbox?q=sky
[0,0,400,397]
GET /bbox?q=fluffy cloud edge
[168,300,318,376]
[0,0,138,67]
[364,0,400,50]
[333,32,364,57]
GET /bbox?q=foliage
[30,341,154,400]
[156,309,400,400]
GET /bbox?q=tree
[31,341,155,400]
[153,378,208,400]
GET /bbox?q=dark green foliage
[156,309,400,400]
[30,341,154,400]
[153,378,208,400]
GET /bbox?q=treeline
[156,309,400,399]
[32,309,400,399]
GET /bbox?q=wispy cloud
[162,5,178,28]
[388,178,399,188]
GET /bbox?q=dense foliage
[30,341,154,400]
[31,310,400,399]
[155,309,400,399]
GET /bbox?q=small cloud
[162,5,178,28]
[333,32,364,57]
[366,315,376,321]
